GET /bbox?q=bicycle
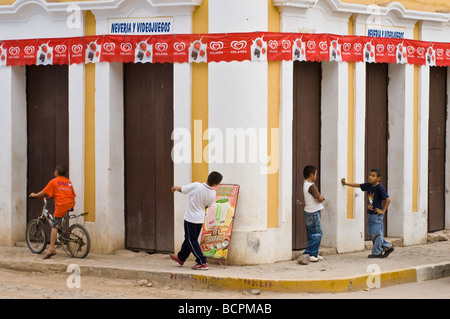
[25,198,91,258]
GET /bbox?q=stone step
[364,237,404,251]
[427,230,450,243]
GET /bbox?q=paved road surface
[0,267,448,299]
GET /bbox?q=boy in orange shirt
[29,165,76,259]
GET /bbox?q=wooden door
[26,65,69,225]
[428,67,447,232]
[365,63,389,239]
[292,61,322,250]
[124,62,174,252]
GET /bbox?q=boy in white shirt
[170,171,223,270]
[302,165,325,262]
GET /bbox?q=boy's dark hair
[303,165,317,179]
[370,168,382,178]
[207,171,223,186]
[55,165,68,177]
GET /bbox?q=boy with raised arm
[341,169,394,258]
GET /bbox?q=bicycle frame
[38,198,88,238]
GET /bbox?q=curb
[0,258,448,293]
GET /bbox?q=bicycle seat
[69,208,74,212]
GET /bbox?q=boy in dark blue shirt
[342,169,394,258]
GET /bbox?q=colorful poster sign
[200,184,240,261]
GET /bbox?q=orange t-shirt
[42,176,76,218]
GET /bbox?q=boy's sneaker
[383,247,394,258]
[317,255,324,261]
[169,254,184,267]
[192,263,209,270]
[368,253,384,258]
[310,256,319,262]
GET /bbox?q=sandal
[43,250,56,259]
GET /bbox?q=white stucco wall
[0,66,27,246]
[208,0,294,264]
[0,0,448,261]
[91,0,196,253]
[0,3,83,247]
[0,0,197,253]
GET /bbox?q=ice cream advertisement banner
[200,184,239,262]
[0,32,450,67]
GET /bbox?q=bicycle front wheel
[25,219,48,254]
[66,224,91,258]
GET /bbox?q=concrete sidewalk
[0,240,448,293]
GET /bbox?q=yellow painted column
[267,0,280,228]
[347,16,355,219]
[84,10,96,222]
[191,0,209,183]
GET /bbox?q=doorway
[26,65,69,226]
[365,63,389,239]
[124,62,174,252]
[428,66,447,232]
[292,61,322,250]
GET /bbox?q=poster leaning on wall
[200,184,240,268]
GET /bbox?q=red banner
[1,32,449,67]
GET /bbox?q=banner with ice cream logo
[0,32,450,67]
[200,184,239,264]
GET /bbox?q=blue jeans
[303,211,322,257]
[367,213,391,255]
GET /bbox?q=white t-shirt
[303,180,324,213]
[181,182,216,224]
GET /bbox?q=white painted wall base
[0,66,27,246]
[387,64,428,245]
[88,61,125,254]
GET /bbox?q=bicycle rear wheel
[25,219,48,254]
[66,224,91,258]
